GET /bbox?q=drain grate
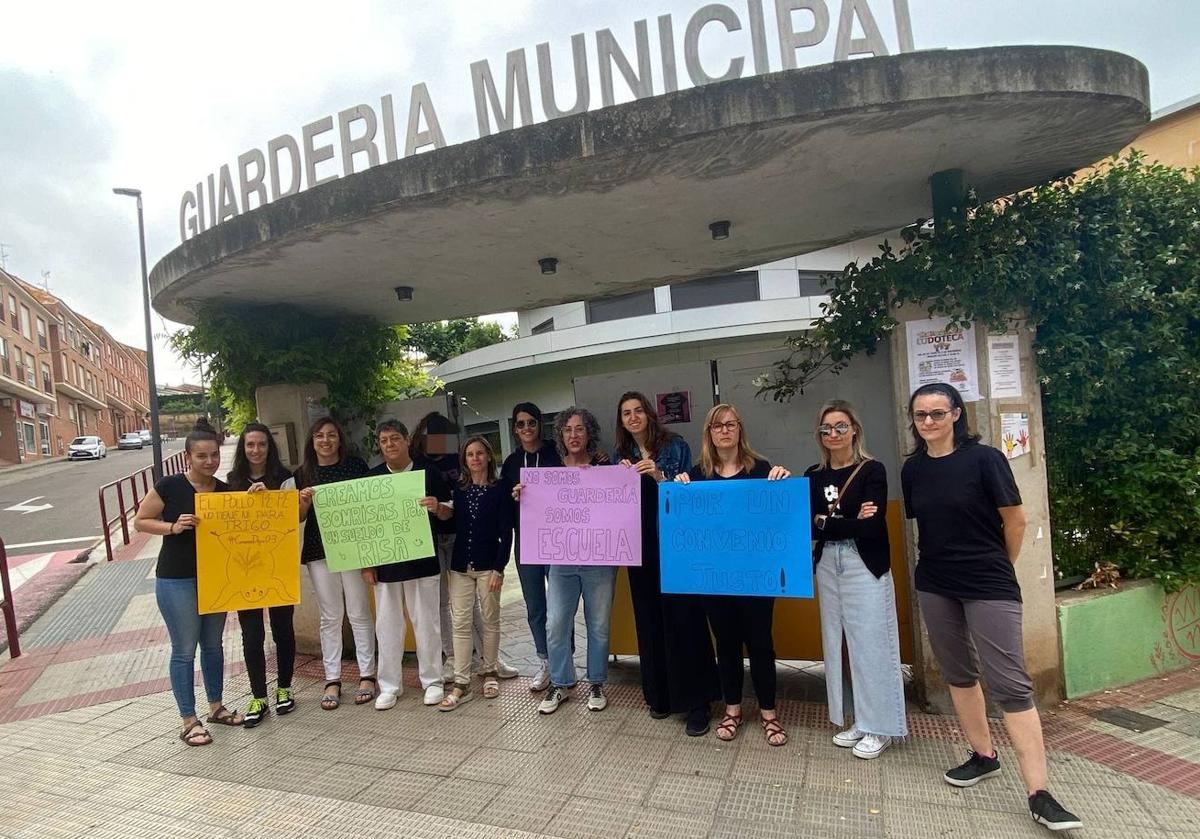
[1088,706,1170,733]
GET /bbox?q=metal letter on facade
[338,104,381,176]
[302,116,339,189]
[405,83,447,156]
[267,134,303,200]
[834,0,889,60]
[470,49,534,137]
[537,34,591,119]
[775,0,829,69]
[237,148,269,213]
[596,20,654,107]
[685,4,747,86]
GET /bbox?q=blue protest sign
[658,477,812,598]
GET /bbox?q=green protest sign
[312,471,434,572]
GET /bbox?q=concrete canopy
[151,46,1149,325]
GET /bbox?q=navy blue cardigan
[450,481,514,574]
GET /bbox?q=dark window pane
[585,289,656,324]
[670,272,759,310]
[531,317,555,335]
[797,270,832,297]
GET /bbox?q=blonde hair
[814,399,873,469]
[699,403,764,478]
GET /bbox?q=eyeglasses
[710,421,740,433]
[912,409,954,423]
[564,427,588,437]
[818,422,852,437]
[513,419,538,429]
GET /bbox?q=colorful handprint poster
[195,490,301,614]
[1000,412,1031,460]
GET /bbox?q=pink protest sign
[519,466,642,566]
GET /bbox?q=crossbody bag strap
[828,459,870,516]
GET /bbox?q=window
[36,317,47,350]
[797,270,831,297]
[41,362,51,394]
[584,289,656,324]
[7,295,16,329]
[38,421,49,455]
[24,352,35,387]
[68,403,76,421]
[0,338,7,377]
[19,305,31,339]
[22,422,35,455]
[669,272,760,310]
[531,317,555,335]
[465,421,502,459]
[0,289,5,323]
[67,324,75,347]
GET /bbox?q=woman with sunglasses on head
[675,404,791,746]
[134,421,242,746]
[804,401,906,760]
[294,416,377,711]
[499,403,562,692]
[902,382,1080,832]
[224,422,301,728]
[514,407,615,715]
[439,436,513,710]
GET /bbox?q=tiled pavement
[2,545,1200,837]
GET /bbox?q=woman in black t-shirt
[805,399,906,760]
[225,422,300,727]
[293,416,376,710]
[902,383,1080,831]
[134,424,241,746]
[675,403,791,747]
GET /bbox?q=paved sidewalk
[1,545,1199,837]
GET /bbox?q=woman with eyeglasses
[902,382,1080,831]
[675,403,791,746]
[294,416,377,711]
[514,407,615,715]
[500,403,562,692]
[804,401,906,759]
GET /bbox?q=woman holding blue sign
[294,416,377,711]
[675,403,791,746]
[804,400,907,760]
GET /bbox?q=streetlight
[113,187,164,480]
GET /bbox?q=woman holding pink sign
[675,403,792,747]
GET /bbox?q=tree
[406,318,509,364]
[759,154,1200,589]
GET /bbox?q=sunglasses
[912,409,954,423]
[818,422,852,436]
[513,419,538,429]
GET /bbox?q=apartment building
[79,314,150,437]
[0,271,60,463]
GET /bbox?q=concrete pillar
[889,306,1062,711]
[254,382,338,659]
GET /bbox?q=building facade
[0,271,60,463]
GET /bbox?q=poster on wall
[656,390,691,424]
[1000,412,1031,460]
[906,316,981,402]
[987,335,1023,399]
[519,466,642,566]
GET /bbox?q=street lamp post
[113,188,165,480]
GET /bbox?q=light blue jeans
[156,577,227,719]
[816,541,908,737]
[547,564,616,687]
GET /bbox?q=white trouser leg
[306,560,345,683]
[341,568,376,678]
[374,581,405,696]
[404,574,443,689]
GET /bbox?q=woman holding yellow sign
[135,421,242,747]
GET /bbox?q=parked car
[117,432,144,450]
[137,429,152,445]
[69,436,107,460]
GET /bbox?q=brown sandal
[715,713,743,741]
[761,716,788,747]
[179,720,212,746]
[206,705,244,726]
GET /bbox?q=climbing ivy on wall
[759,154,1200,589]
[169,303,437,428]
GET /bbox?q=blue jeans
[156,577,227,719]
[816,541,908,737]
[515,559,549,659]
[547,565,616,686]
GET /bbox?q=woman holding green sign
[294,416,377,710]
[675,403,791,747]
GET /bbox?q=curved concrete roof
[151,46,1149,325]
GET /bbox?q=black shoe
[1029,790,1083,831]
[275,686,296,715]
[649,707,672,720]
[243,697,268,729]
[685,706,711,737]
[944,750,1002,787]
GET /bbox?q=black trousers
[706,595,777,710]
[238,605,296,698]
[628,570,720,714]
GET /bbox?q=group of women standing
[135,380,1079,831]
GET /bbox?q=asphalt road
[0,442,186,553]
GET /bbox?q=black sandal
[354,676,377,705]
[321,681,342,711]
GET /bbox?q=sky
[1,0,1197,386]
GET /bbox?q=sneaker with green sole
[275,687,296,715]
[244,697,269,728]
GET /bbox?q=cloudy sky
[2,0,1196,385]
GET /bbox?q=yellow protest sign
[195,490,300,614]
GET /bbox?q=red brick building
[80,315,150,438]
[0,270,60,463]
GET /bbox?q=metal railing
[0,539,20,658]
[98,450,187,562]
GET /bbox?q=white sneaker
[496,659,520,680]
[852,734,892,760]
[587,683,608,712]
[423,684,445,706]
[374,690,398,711]
[833,725,866,748]
[538,686,569,715]
[530,660,551,692]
